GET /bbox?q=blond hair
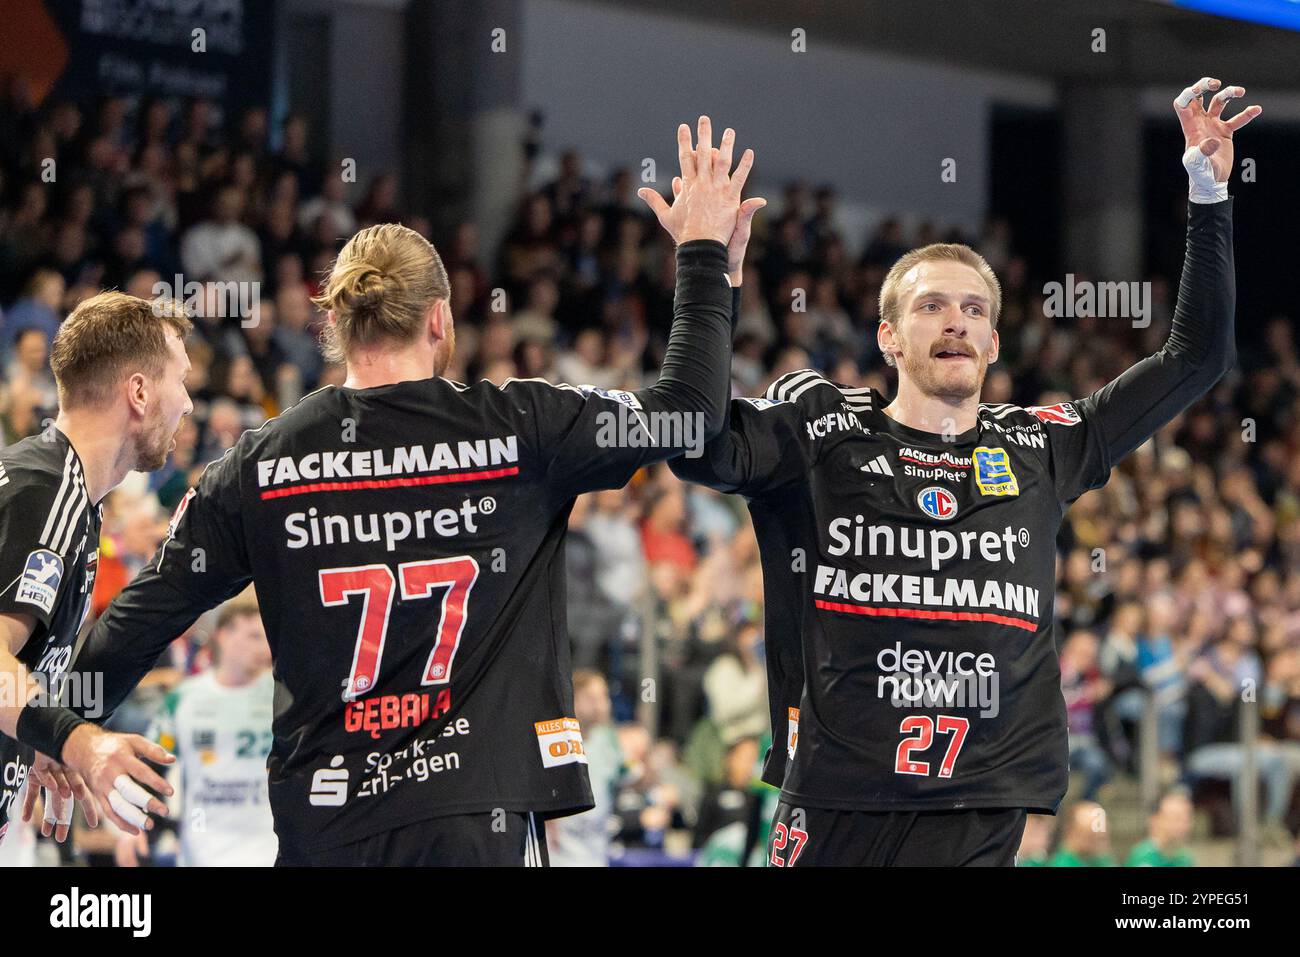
[50,291,192,408]
[312,223,449,362]
[878,243,1002,331]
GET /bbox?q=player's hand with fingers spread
[21,752,98,843]
[59,724,174,835]
[637,116,760,249]
[1173,76,1261,201]
[665,174,767,286]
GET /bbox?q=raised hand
[638,116,759,248]
[665,174,767,286]
[1173,77,1261,184]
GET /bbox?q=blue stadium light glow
[1174,0,1300,30]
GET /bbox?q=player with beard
[66,117,765,865]
[1,291,186,846]
[670,78,1259,865]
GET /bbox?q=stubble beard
[899,345,987,403]
[134,408,173,472]
[432,323,456,378]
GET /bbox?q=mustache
[930,339,976,358]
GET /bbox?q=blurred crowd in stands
[1,86,1298,866]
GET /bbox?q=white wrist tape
[1182,145,1228,204]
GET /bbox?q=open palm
[1173,77,1261,181]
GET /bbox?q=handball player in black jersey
[69,117,765,865]
[672,79,1259,865]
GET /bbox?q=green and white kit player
[119,601,277,867]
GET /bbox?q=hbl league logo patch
[16,549,63,615]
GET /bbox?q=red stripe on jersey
[260,466,520,500]
[814,598,1037,632]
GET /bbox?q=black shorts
[768,801,1026,867]
[275,811,549,866]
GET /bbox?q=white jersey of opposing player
[154,670,277,866]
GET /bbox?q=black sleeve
[1045,199,1236,503]
[0,477,77,630]
[512,240,734,500]
[70,449,253,720]
[669,288,818,496]
[669,387,813,497]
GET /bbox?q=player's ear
[877,320,899,365]
[126,371,149,418]
[989,328,1000,365]
[428,299,450,342]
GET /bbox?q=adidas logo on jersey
[860,455,893,476]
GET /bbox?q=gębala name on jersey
[256,436,519,488]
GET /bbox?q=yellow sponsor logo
[973,446,1019,496]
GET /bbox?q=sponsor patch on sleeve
[738,397,790,411]
[1026,402,1081,426]
[535,717,588,768]
[787,707,800,760]
[16,549,63,616]
[579,386,642,410]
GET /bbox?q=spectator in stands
[180,184,263,284]
[297,170,355,240]
[693,735,761,850]
[641,483,697,573]
[4,268,63,346]
[1016,814,1054,866]
[1126,791,1195,866]
[1049,801,1115,867]
[703,623,768,747]
[1062,629,1114,801]
[1185,636,1300,841]
[4,326,57,438]
[549,670,623,867]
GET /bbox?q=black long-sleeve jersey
[0,430,102,844]
[672,200,1235,813]
[72,240,734,853]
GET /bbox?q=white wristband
[1183,145,1228,204]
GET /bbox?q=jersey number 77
[319,556,480,701]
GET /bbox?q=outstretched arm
[72,453,252,721]
[668,174,812,499]
[525,117,766,499]
[1048,77,1260,501]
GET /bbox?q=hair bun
[342,267,387,314]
